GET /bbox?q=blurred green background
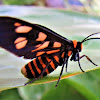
[0,0,100,100]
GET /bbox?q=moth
[0,16,100,87]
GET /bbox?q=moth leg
[79,55,98,66]
[77,51,85,72]
[55,63,65,87]
[65,58,68,72]
[24,60,52,86]
[55,57,68,87]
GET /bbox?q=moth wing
[0,17,70,59]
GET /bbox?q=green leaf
[41,79,91,100]
[0,88,22,100]
[0,6,100,91]
[69,69,100,99]
[3,0,36,5]
[18,69,100,100]
[18,84,50,100]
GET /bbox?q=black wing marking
[0,16,71,59]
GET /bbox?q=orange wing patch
[35,44,41,48]
[36,32,47,41]
[36,51,45,57]
[14,22,21,27]
[46,49,60,54]
[15,40,28,49]
[32,41,50,52]
[14,37,26,44]
[53,42,61,48]
[14,37,28,49]
[15,26,32,33]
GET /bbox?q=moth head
[70,41,82,61]
[73,40,82,52]
[70,32,100,61]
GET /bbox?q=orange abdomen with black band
[21,53,64,78]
